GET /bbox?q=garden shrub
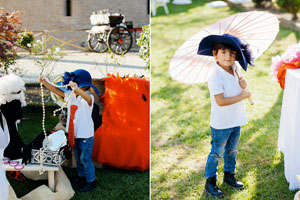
[276,0,300,20]
[252,0,272,8]
[18,31,34,50]
[137,25,150,70]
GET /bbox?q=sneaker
[70,176,85,188]
[223,172,244,190]
[77,180,97,192]
[205,177,224,198]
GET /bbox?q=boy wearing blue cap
[39,69,99,192]
[197,34,253,198]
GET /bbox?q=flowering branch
[0,9,23,74]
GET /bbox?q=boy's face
[213,48,237,68]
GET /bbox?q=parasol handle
[248,95,254,105]
[235,69,254,106]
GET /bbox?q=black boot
[77,180,97,192]
[70,176,86,188]
[205,177,224,198]
[223,172,244,190]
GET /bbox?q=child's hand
[69,81,78,90]
[240,89,251,99]
[39,76,47,85]
[239,77,247,89]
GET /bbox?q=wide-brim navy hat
[56,69,99,96]
[197,34,253,71]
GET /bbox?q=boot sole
[204,189,224,198]
[223,181,244,190]
[76,183,98,193]
[77,186,97,193]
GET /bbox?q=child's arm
[39,76,65,97]
[214,89,251,106]
[69,81,93,106]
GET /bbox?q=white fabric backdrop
[0,114,10,200]
[278,68,300,190]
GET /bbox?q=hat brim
[56,81,100,96]
[197,35,248,71]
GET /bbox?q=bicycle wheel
[107,26,133,55]
[88,33,108,53]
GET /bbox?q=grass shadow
[151,83,211,147]
[231,90,297,199]
[277,25,300,41]
[153,90,297,199]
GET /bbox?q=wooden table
[3,160,59,192]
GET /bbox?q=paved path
[13,50,148,83]
[235,1,300,32]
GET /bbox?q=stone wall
[1,0,149,50]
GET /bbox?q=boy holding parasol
[198,34,253,198]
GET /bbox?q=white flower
[55,47,61,52]
[27,43,32,48]
[36,40,42,44]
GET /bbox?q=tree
[276,0,300,20]
[252,0,272,8]
[0,9,22,73]
[137,25,150,70]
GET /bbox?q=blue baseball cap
[56,69,99,96]
[197,34,253,71]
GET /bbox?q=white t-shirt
[65,91,94,139]
[207,63,247,129]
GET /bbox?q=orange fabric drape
[93,75,149,171]
[277,61,300,89]
[68,105,78,150]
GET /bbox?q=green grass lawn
[8,105,149,200]
[151,1,300,199]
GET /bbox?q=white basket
[90,13,110,25]
[90,9,125,26]
[31,149,65,166]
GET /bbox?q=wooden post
[48,171,56,192]
[29,29,91,52]
[42,31,47,54]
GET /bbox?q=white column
[173,0,192,5]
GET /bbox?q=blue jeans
[204,126,241,179]
[73,137,96,183]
